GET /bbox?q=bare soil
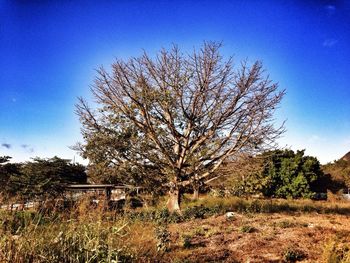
[163,212,350,262]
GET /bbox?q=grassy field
[1,196,350,262]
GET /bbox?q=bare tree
[75,42,285,212]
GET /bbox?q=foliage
[75,42,285,211]
[262,150,328,198]
[183,195,350,215]
[231,150,328,199]
[182,205,212,219]
[155,225,171,252]
[239,225,256,233]
[127,205,217,223]
[214,155,267,196]
[0,156,22,200]
[283,247,306,262]
[0,156,87,202]
[124,195,350,228]
[182,234,193,249]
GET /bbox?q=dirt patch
[165,212,350,262]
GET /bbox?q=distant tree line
[0,149,347,205]
[0,156,86,203]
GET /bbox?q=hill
[322,151,350,190]
[341,151,350,162]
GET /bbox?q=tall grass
[0,198,157,263]
[322,236,350,263]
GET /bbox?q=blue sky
[0,0,349,164]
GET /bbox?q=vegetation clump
[283,247,306,262]
[239,225,256,233]
[182,234,193,249]
[155,225,171,252]
[322,236,350,263]
[227,149,334,199]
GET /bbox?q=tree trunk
[192,185,199,200]
[167,188,181,213]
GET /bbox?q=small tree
[76,42,284,212]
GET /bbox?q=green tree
[0,156,22,200]
[76,42,285,212]
[260,150,326,198]
[1,156,87,202]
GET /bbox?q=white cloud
[322,39,338,47]
[325,5,336,16]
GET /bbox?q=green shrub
[276,220,294,229]
[154,208,170,223]
[155,225,170,252]
[182,234,192,249]
[283,247,306,262]
[183,205,211,220]
[126,207,183,224]
[239,225,256,233]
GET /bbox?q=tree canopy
[230,150,329,199]
[0,156,87,202]
[0,156,21,200]
[76,42,285,211]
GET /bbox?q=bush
[283,247,306,262]
[183,205,211,220]
[155,225,170,252]
[239,225,256,233]
[182,234,192,249]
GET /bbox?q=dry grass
[182,195,350,215]
[0,197,158,262]
[1,195,350,262]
